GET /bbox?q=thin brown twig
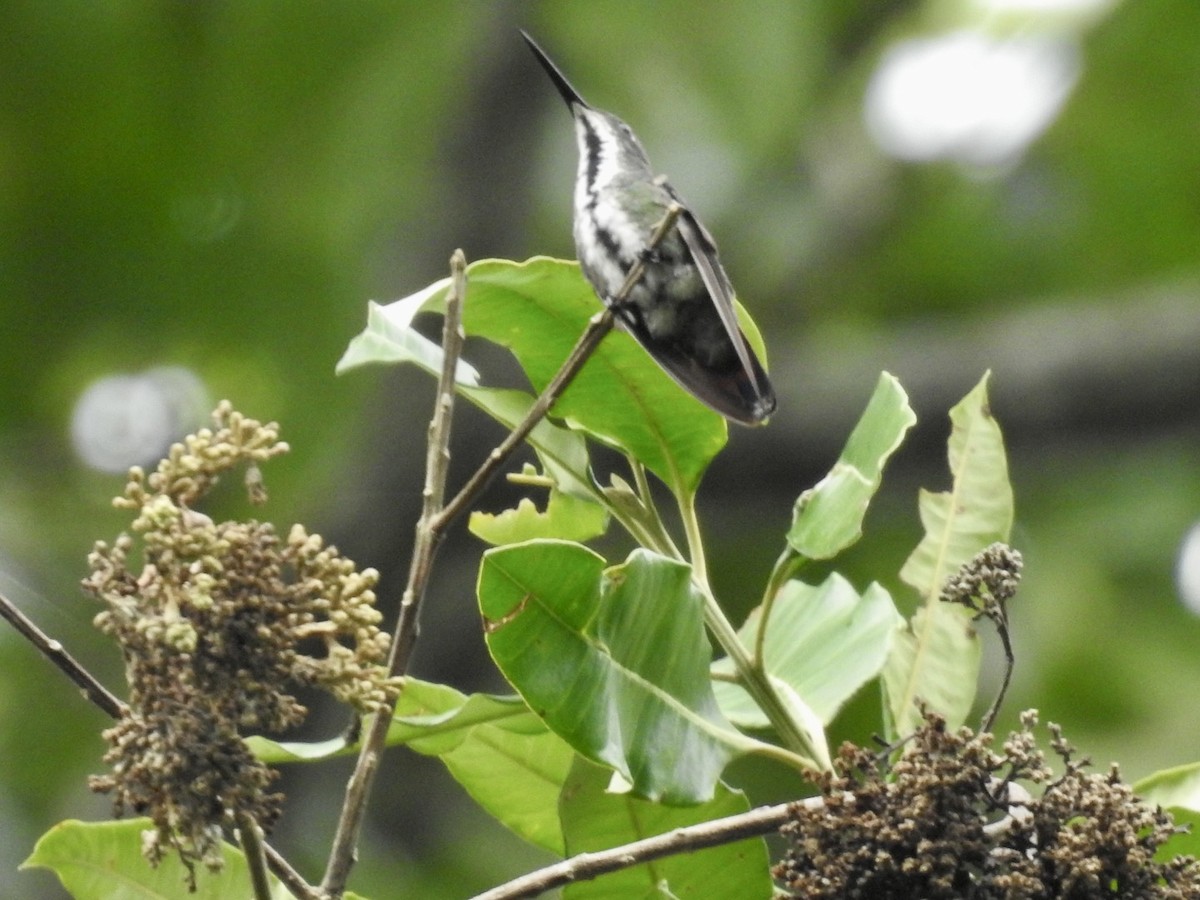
[320,248,468,896]
[263,845,321,900]
[979,600,1015,734]
[237,814,273,900]
[0,588,124,719]
[470,799,817,900]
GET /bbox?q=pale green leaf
[713,576,902,731]
[789,372,915,559]
[247,733,350,762]
[470,486,609,546]
[883,371,1013,737]
[1136,762,1200,813]
[763,674,833,772]
[899,371,1013,592]
[882,603,981,737]
[392,681,574,855]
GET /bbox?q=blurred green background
[3,1,1199,897]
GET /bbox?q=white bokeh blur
[71,367,210,474]
[864,28,1081,169]
[1176,523,1200,616]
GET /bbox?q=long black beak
[521,31,590,110]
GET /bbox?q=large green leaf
[788,372,915,559]
[390,680,574,855]
[559,757,772,900]
[478,540,756,804]
[21,819,356,900]
[712,575,902,728]
[337,257,732,496]
[253,679,574,855]
[882,372,1013,737]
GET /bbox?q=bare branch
[263,845,322,900]
[471,799,815,900]
[321,249,468,895]
[237,814,273,900]
[0,589,124,719]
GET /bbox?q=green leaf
[788,372,916,559]
[479,540,755,804]
[255,685,513,762]
[758,674,834,772]
[881,603,981,739]
[559,757,772,900]
[1160,808,1200,862]
[248,732,350,762]
[338,257,731,496]
[882,372,1013,737]
[899,371,1013,590]
[392,681,575,855]
[253,679,574,855]
[21,819,349,900]
[713,575,902,728]
[470,483,610,546]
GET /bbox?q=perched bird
[522,31,776,425]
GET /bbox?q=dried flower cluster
[82,402,398,885]
[774,711,1200,899]
[943,542,1024,614]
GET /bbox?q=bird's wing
[674,207,770,401]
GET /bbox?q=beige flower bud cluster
[83,402,399,886]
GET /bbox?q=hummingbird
[521,31,776,426]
